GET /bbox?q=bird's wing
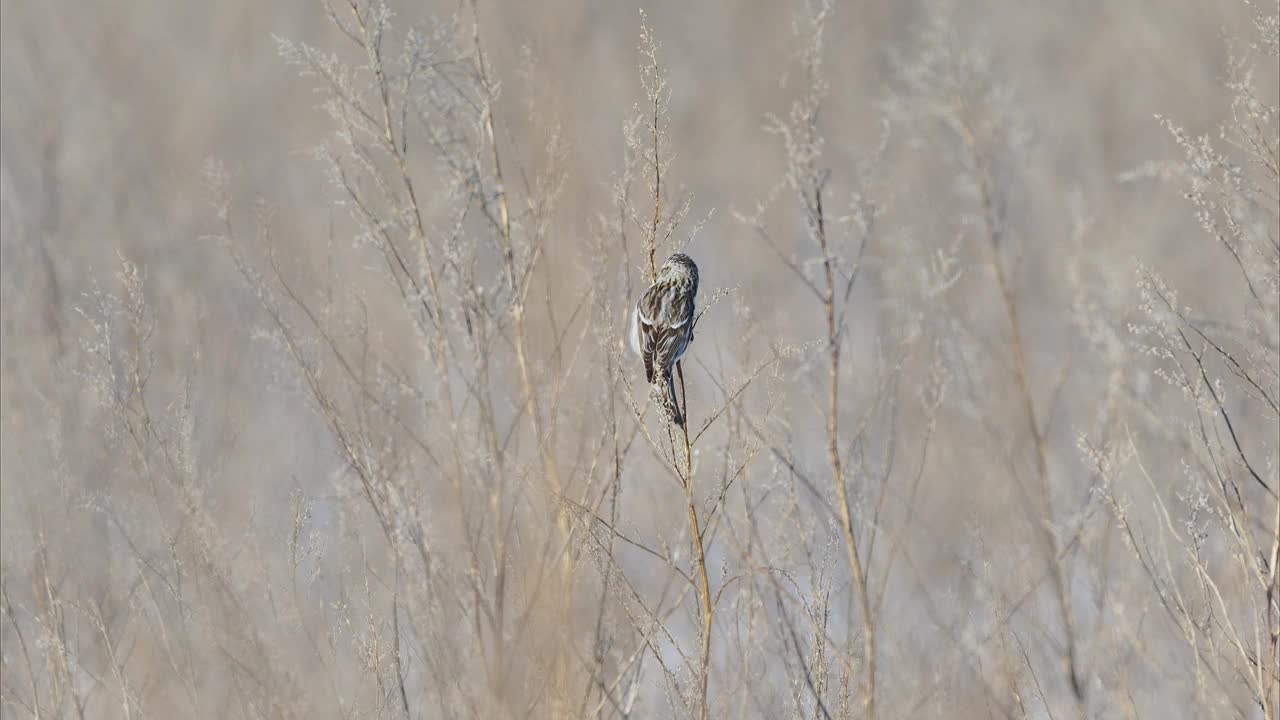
[642,283,693,329]
[636,295,657,383]
[635,272,696,423]
[638,283,695,382]
[651,321,690,379]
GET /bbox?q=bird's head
[659,253,699,293]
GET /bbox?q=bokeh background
[3,1,1277,718]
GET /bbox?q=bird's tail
[656,371,684,427]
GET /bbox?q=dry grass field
[2,0,1277,717]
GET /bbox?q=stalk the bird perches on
[630,253,699,426]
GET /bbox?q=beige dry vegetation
[1,0,1278,718]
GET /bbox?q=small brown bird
[630,253,699,426]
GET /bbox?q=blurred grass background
[2,1,1276,718]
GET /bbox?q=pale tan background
[2,0,1277,718]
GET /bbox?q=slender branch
[813,180,876,720]
[677,363,714,720]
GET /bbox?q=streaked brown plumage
[630,253,699,426]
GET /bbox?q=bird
[630,253,699,427]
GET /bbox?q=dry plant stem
[636,35,712,715]
[469,0,562,529]
[349,2,447,355]
[678,363,714,720]
[467,13,512,674]
[813,183,876,720]
[2,584,42,720]
[341,11,488,692]
[1267,493,1280,718]
[960,117,1083,702]
[468,1,571,702]
[648,58,661,281]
